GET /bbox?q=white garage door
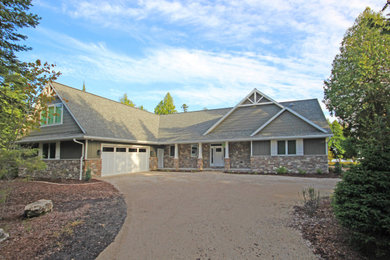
[101,145,150,176]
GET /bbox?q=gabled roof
[51,82,160,143]
[22,83,331,144]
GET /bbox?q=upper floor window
[277,140,296,155]
[41,103,63,126]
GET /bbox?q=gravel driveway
[97,171,339,260]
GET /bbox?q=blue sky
[20,0,381,115]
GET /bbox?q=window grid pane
[48,106,55,124]
[55,104,62,124]
[288,140,296,154]
[49,143,56,158]
[277,141,285,155]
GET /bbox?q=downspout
[73,139,84,180]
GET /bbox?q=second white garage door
[101,145,150,176]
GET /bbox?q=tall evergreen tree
[154,92,177,115]
[82,81,86,92]
[120,93,135,107]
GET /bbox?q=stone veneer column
[149,157,158,170]
[174,143,179,170]
[224,141,230,171]
[197,142,203,171]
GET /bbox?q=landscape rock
[24,199,53,218]
[0,228,9,243]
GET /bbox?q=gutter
[73,139,84,180]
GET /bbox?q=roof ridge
[52,81,158,116]
[160,107,232,116]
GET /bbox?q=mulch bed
[0,178,126,260]
[290,198,366,260]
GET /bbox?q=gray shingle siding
[28,100,82,138]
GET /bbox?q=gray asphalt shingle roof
[25,82,331,144]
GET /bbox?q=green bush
[276,166,287,174]
[334,162,342,175]
[0,148,45,180]
[298,169,307,175]
[316,168,323,174]
[85,168,92,181]
[332,165,390,257]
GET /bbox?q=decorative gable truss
[203,88,327,136]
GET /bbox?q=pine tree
[154,92,177,115]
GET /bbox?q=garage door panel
[101,145,149,176]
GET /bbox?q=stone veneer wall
[19,159,84,180]
[84,159,102,177]
[163,146,174,168]
[149,157,158,170]
[179,144,197,168]
[202,143,210,168]
[250,155,328,174]
[229,142,251,169]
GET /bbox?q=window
[129,148,137,152]
[277,140,296,155]
[139,148,147,153]
[170,145,175,157]
[252,141,270,156]
[41,103,63,126]
[42,143,56,159]
[116,148,126,152]
[191,144,198,157]
[103,147,114,152]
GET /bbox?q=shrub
[332,165,390,257]
[0,148,45,180]
[85,168,92,181]
[276,166,287,174]
[302,187,320,216]
[298,169,307,175]
[316,168,323,174]
[334,162,342,175]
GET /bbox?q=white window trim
[41,142,60,160]
[191,144,198,158]
[41,103,63,127]
[276,140,297,156]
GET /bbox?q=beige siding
[259,111,320,137]
[304,138,326,155]
[87,141,101,159]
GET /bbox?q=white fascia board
[83,135,160,145]
[158,134,333,145]
[285,107,328,133]
[49,82,87,134]
[17,134,85,143]
[250,107,286,136]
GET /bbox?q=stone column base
[149,157,158,170]
[173,158,179,170]
[197,158,203,171]
[224,158,230,171]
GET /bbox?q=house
[18,82,332,179]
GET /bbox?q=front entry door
[157,148,164,168]
[210,145,224,167]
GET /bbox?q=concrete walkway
[97,171,339,260]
